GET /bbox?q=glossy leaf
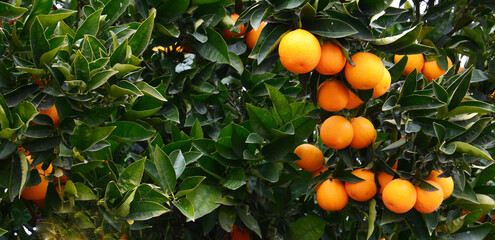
[196,28,230,64]
[124,201,170,221]
[307,18,358,38]
[30,18,50,67]
[129,9,156,56]
[186,184,222,220]
[74,9,103,42]
[288,215,326,240]
[0,2,28,19]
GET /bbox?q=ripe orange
[223,14,245,39]
[320,116,353,150]
[293,144,325,172]
[345,52,384,90]
[245,21,267,50]
[422,57,453,82]
[231,224,251,240]
[345,169,377,202]
[315,42,346,75]
[21,176,49,200]
[372,68,391,98]
[382,179,417,214]
[278,29,321,74]
[426,170,454,200]
[33,199,45,209]
[349,117,376,149]
[414,180,443,213]
[316,178,348,211]
[377,161,398,198]
[345,89,363,109]
[40,104,60,128]
[317,79,349,112]
[394,54,424,76]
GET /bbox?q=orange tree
[0,0,495,239]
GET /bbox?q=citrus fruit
[372,68,391,98]
[317,79,349,112]
[278,29,321,74]
[426,170,454,200]
[345,89,363,109]
[223,14,245,39]
[345,52,384,90]
[245,21,267,50]
[33,199,45,209]
[345,169,377,202]
[394,54,424,76]
[231,224,251,240]
[316,178,348,211]
[315,42,346,75]
[382,179,417,214]
[40,104,60,128]
[377,160,398,198]
[422,57,453,82]
[320,116,353,150]
[293,143,325,172]
[21,176,49,200]
[349,117,376,149]
[414,180,444,213]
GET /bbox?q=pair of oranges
[223,13,267,51]
[394,53,454,82]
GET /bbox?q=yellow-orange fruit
[422,57,453,82]
[316,178,349,211]
[315,42,347,75]
[317,79,349,112]
[349,117,376,149]
[414,180,444,213]
[293,144,325,172]
[21,176,49,200]
[345,89,363,109]
[427,170,454,200]
[39,105,60,128]
[345,52,384,90]
[394,54,424,76]
[377,161,398,198]
[345,169,377,202]
[245,21,267,50]
[320,116,353,150]
[223,14,245,39]
[278,29,321,74]
[382,179,417,214]
[372,68,391,98]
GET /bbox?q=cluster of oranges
[394,53,455,82]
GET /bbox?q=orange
[40,104,60,128]
[26,154,53,176]
[315,42,346,75]
[349,117,376,149]
[345,89,363,109]
[345,169,377,202]
[426,170,454,200]
[320,116,353,150]
[414,180,443,213]
[345,52,384,90]
[422,57,453,82]
[382,179,417,213]
[33,199,45,209]
[372,68,391,98]
[394,54,424,76]
[21,176,49,200]
[317,79,349,112]
[223,14,245,39]
[458,67,466,73]
[245,21,267,50]
[293,144,325,172]
[377,161,398,198]
[316,178,348,211]
[278,29,321,74]
[231,224,251,240]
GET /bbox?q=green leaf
[446,100,495,117]
[391,43,434,55]
[119,158,146,190]
[453,194,495,215]
[109,38,129,66]
[70,123,116,151]
[405,210,430,240]
[238,207,262,238]
[154,147,176,193]
[288,215,326,240]
[176,176,206,198]
[0,2,28,19]
[25,0,52,25]
[0,139,16,159]
[74,212,95,229]
[0,61,13,88]
[37,10,77,27]
[170,150,186,178]
[373,24,422,51]
[254,162,283,182]
[307,18,358,38]
[196,28,230,64]
[398,69,417,100]
[271,0,306,11]
[246,103,278,140]
[173,198,195,220]
[388,55,407,83]
[223,168,246,190]
[115,189,137,217]
[452,118,491,143]
[249,24,290,64]
[266,84,291,124]
[134,81,167,102]
[87,70,118,91]
[186,184,222,220]
[30,17,51,67]
[447,69,473,110]
[156,0,190,22]
[12,101,37,126]
[124,201,170,221]
[74,9,102,42]
[357,0,393,15]
[446,141,493,161]
[475,164,495,187]
[190,119,204,139]
[449,223,495,240]
[218,206,237,232]
[74,183,98,200]
[107,121,155,142]
[399,95,446,110]
[129,9,156,56]
[0,228,7,237]
[102,0,131,28]
[367,199,377,240]
[74,51,90,82]
[433,80,449,103]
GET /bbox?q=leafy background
[0,0,495,239]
